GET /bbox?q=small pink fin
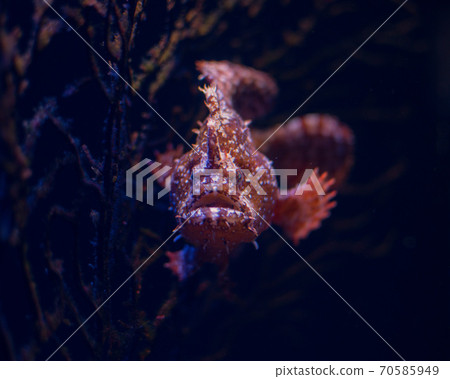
[154,143,184,187]
[164,245,197,281]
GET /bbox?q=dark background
[0,0,448,360]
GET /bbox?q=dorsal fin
[196,60,278,120]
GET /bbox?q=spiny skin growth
[158,61,354,277]
[170,84,278,265]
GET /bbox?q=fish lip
[186,207,246,219]
[190,192,241,212]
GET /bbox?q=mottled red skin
[170,84,278,267]
[156,61,354,278]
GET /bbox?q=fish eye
[236,169,244,182]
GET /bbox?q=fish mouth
[190,193,241,212]
[182,193,257,240]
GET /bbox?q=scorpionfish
[156,61,354,279]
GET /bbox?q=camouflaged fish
[155,61,354,279]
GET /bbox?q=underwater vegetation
[0,0,448,360]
